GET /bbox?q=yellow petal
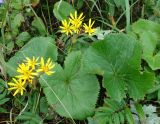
[8,87,17,90]
[13,89,19,96]
[8,83,17,86]
[40,57,44,67]
[12,78,18,84]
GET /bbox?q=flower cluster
[60,11,96,36]
[8,57,55,96]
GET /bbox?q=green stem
[116,0,139,26]
[125,0,130,32]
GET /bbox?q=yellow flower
[83,19,96,35]
[8,78,26,96]
[60,20,73,35]
[37,57,55,75]
[16,63,37,83]
[25,56,39,69]
[17,63,28,73]
[69,11,84,33]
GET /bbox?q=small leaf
[6,41,14,54]
[53,1,75,21]
[0,90,7,99]
[12,13,24,28]
[94,99,126,124]
[16,32,31,47]
[135,103,146,123]
[11,13,24,36]
[0,108,7,113]
[119,112,125,124]
[32,17,47,35]
[0,79,9,106]
[11,0,30,9]
[125,107,134,124]
[16,112,43,124]
[0,98,10,105]
[113,113,120,124]
[40,97,48,114]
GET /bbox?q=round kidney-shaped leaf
[39,51,99,120]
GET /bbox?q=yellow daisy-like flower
[69,11,84,34]
[83,18,96,36]
[17,63,28,73]
[8,78,26,96]
[60,20,73,35]
[16,63,37,83]
[37,57,55,75]
[25,56,39,69]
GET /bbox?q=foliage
[53,1,75,21]
[83,33,154,101]
[0,79,9,112]
[0,0,160,123]
[93,99,134,124]
[16,112,43,124]
[132,19,160,70]
[7,37,57,77]
[40,51,99,120]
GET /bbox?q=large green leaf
[39,51,99,120]
[7,37,57,77]
[132,19,160,70]
[83,33,154,101]
[53,1,75,21]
